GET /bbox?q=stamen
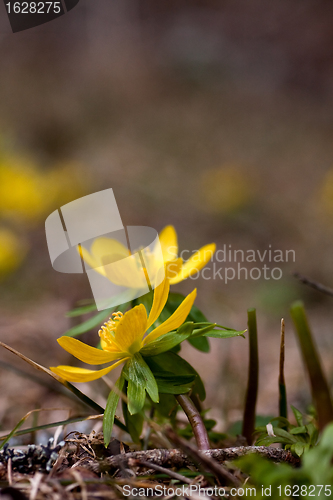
[98,311,124,344]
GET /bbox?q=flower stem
[176,394,210,450]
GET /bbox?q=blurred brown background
[1,0,333,440]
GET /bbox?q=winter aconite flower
[51,268,245,446]
[50,274,197,383]
[79,225,216,288]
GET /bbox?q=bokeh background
[1,0,333,441]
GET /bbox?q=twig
[293,273,333,297]
[92,446,300,475]
[7,457,12,486]
[165,427,241,487]
[176,394,210,450]
[129,458,192,484]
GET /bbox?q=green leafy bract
[153,371,196,394]
[103,374,125,446]
[145,351,206,401]
[123,354,159,415]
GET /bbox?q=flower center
[98,311,123,348]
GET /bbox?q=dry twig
[92,445,300,475]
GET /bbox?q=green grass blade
[290,301,333,430]
[64,309,113,337]
[279,318,288,422]
[103,374,125,447]
[66,303,98,317]
[242,308,259,445]
[0,414,103,444]
[0,409,39,450]
[0,341,127,432]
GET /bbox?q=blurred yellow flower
[80,225,216,289]
[0,158,87,224]
[0,227,27,277]
[0,159,48,221]
[201,166,252,214]
[50,275,196,382]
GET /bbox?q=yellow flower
[0,160,48,221]
[50,275,196,383]
[0,158,87,224]
[80,225,215,288]
[0,228,27,277]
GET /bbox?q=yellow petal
[169,243,216,285]
[158,226,178,262]
[79,247,106,277]
[147,274,170,329]
[114,304,148,352]
[91,237,130,264]
[50,358,128,382]
[57,337,124,365]
[103,253,147,289]
[143,289,197,345]
[166,258,183,280]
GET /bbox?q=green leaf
[290,426,308,435]
[133,353,159,403]
[124,354,159,414]
[273,427,298,442]
[291,405,304,427]
[204,329,245,338]
[195,327,245,339]
[140,323,194,357]
[169,344,181,354]
[122,385,144,444]
[64,301,131,337]
[306,422,319,446]
[154,372,196,394]
[293,442,306,457]
[103,374,125,446]
[153,393,178,419]
[187,335,210,352]
[64,309,113,337]
[127,379,145,415]
[265,416,291,429]
[145,351,206,401]
[166,293,208,322]
[256,436,293,446]
[164,293,212,352]
[187,303,209,323]
[255,425,298,446]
